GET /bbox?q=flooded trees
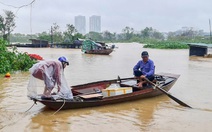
[63,24,77,43]
[38,23,82,44]
[51,23,63,43]
[141,27,164,40]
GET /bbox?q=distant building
[74,15,86,35]
[89,15,101,33]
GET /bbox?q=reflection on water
[26,95,168,132]
[0,43,212,132]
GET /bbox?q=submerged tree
[0,10,16,43]
[51,23,63,43]
[63,24,77,43]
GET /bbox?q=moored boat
[31,73,180,110]
[81,39,115,55]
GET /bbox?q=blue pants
[134,70,154,81]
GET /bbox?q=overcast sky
[0,0,212,34]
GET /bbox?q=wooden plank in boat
[78,93,103,99]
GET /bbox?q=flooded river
[0,43,212,132]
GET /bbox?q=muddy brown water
[0,43,212,132]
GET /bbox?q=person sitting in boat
[133,51,155,87]
[27,56,73,100]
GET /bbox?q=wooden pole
[51,26,53,44]
[209,19,212,43]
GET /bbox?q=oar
[144,78,192,108]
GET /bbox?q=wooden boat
[31,73,180,110]
[84,49,113,55]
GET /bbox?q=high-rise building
[74,15,86,35]
[89,15,101,33]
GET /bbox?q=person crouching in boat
[133,51,155,87]
[27,56,73,100]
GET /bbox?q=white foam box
[102,87,132,97]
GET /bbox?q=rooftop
[187,43,212,48]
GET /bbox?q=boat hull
[32,73,180,110]
[84,49,113,55]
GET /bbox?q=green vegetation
[84,26,211,49]
[0,10,16,43]
[5,26,212,49]
[10,33,36,43]
[143,40,188,49]
[37,23,85,44]
[3,23,86,44]
[0,39,36,74]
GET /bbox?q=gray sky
[0,0,212,34]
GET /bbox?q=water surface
[0,43,212,132]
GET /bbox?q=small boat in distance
[30,73,180,110]
[81,39,115,55]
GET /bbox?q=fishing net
[27,60,73,100]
